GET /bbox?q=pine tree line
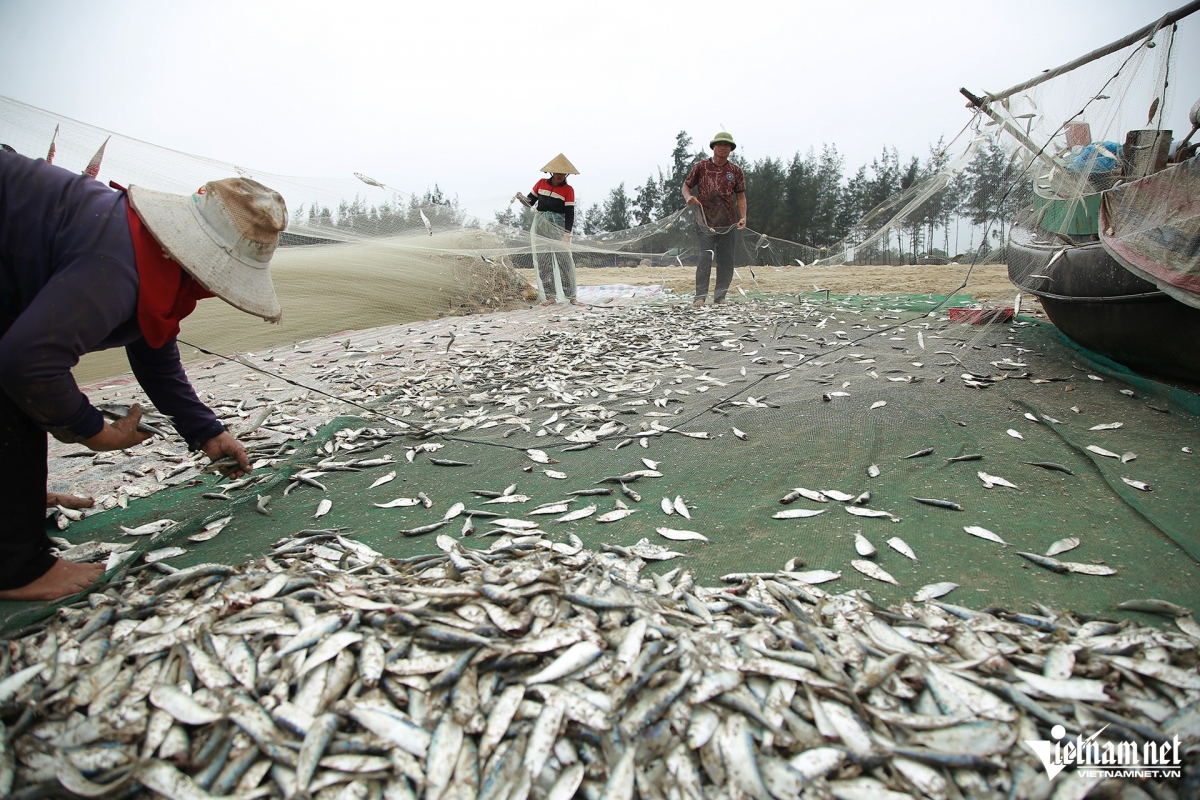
[579,132,1030,263]
[291,185,475,240]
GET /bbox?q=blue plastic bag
[1070,141,1123,173]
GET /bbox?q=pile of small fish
[52,293,943,514]
[3,529,1198,800]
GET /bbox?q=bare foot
[539,299,557,307]
[568,298,582,306]
[47,492,95,509]
[0,560,104,602]
[692,299,706,307]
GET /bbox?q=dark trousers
[0,319,57,590]
[695,226,737,302]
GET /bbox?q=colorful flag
[84,136,110,179]
[46,124,59,164]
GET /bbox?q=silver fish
[779,569,841,584]
[686,705,722,749]
[845,506,897,521]
[144,546,186,563]
[964,525,1007,545]
[349,706,431,758]
[1045,537,1080,556]
[657,527,708,542]
[425,716,464,800]
[489,518,539,530]
[718,715,771,800]
[673,496,692,519]
[188,515,232,542]
[914,582,958,601]
[1115,599,1193,617]
[527,502,570,516]
[977,471,1019,489]
[851,559,899,585]
[120,518,178,536]
[482,494,531,505]
[596,508,636,523]
[148,685,222,725]
[886,537,917,561]
[479,684,524,759]
[525,641,603,685]
[370,470,397,488]
[772,508,826,519]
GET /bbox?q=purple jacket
[0,152,224,449]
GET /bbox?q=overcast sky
[2,0,1197,221]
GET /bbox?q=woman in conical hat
[520,154,580,306]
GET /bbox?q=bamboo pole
[985,0,1200,103]
[959,88,1070,170]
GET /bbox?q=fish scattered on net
[2,526,1198,799]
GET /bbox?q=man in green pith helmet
[682,132,747,306]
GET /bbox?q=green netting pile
[5,292,1198,634]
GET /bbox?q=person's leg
[561,246,578,303]
[695,227,717,304]
[547,250,564,304]
[712,229,737,303]
[530,215,552,303]
[0,385,102,600]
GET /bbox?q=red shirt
[528,178,576,231]
[684,159,746,228]
[126,200,214,349]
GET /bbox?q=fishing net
[0,7,1185,381]
[2,12,1198,634]
[7,290,1198,636]
[0,94,823,384]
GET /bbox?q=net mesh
[1,17,1197,631]
[0,14,1183,369]
[0,18,1183,277]
[5,291,1196,634]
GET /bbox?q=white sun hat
[128,177,288,322]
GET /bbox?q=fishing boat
[965,1,1200,382]
[1006,149,1200,382]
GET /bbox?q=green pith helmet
[709,132,737,151]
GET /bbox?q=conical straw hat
[540,153,579,175]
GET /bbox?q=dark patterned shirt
[0,153,223,448]
[684,159,746,228]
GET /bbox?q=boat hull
[1008,225,1200,382]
